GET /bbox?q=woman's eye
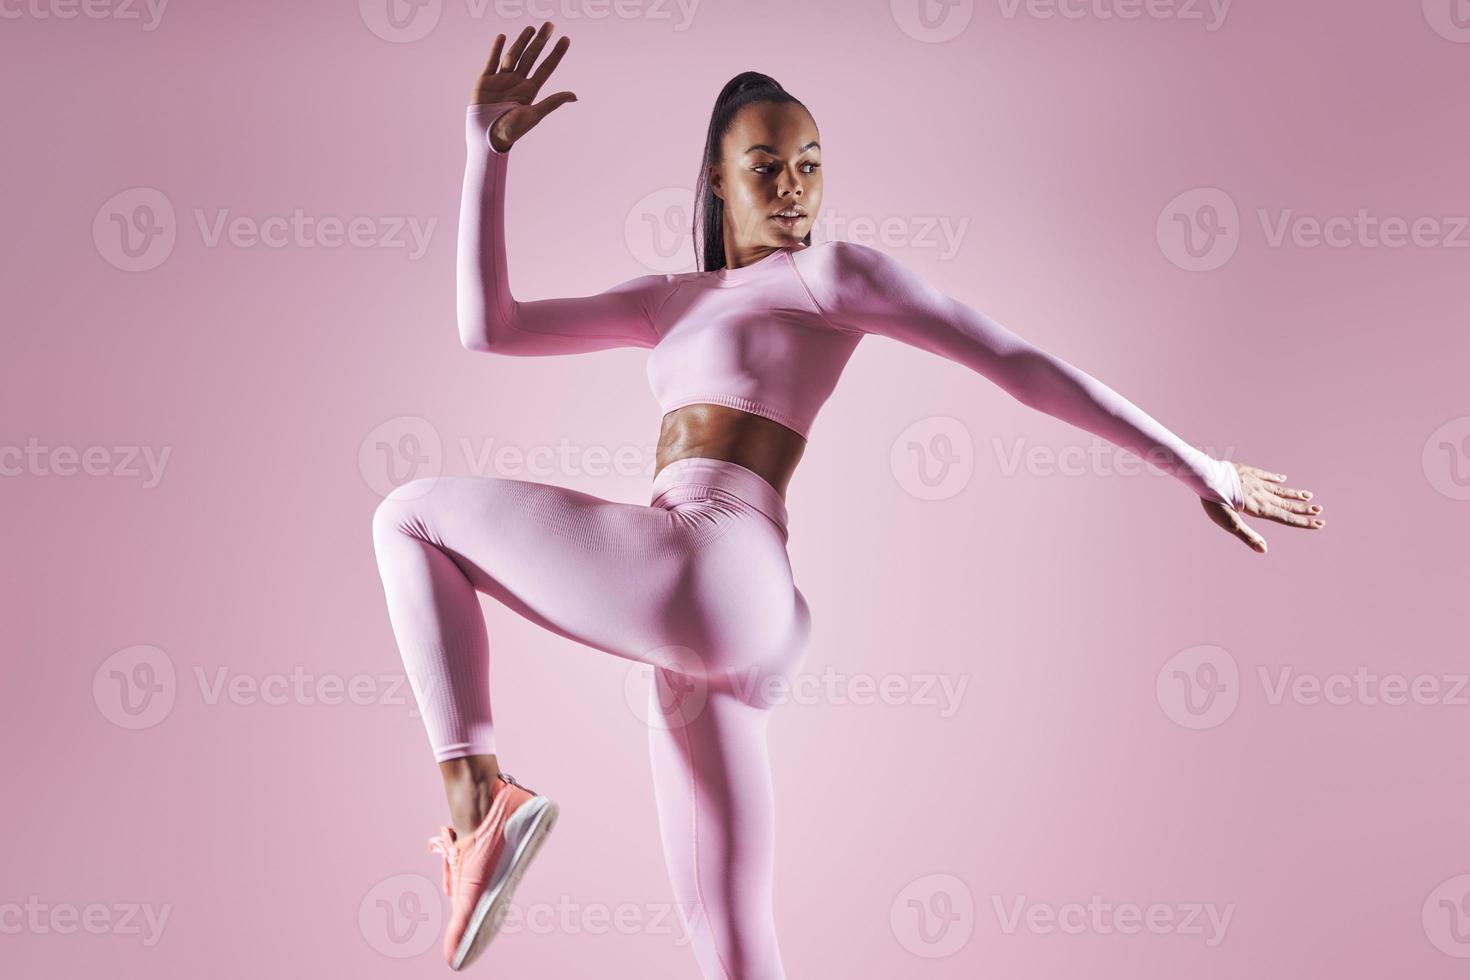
[754,163,821,174]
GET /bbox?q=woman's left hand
[1200,462,1325,554]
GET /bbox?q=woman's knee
[370,476,446,542]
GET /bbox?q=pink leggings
[371,456,810,979]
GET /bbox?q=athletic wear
[426,771,559,970]
[459,100,1244,510]
[374,457,805,978]
[376,101,1244,980]
[367,455,805,758]
[373,455,806,759]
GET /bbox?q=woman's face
[710,101,823,257]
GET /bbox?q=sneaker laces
[426,826,460,897]
[424,774,519,897]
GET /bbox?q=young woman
[371,20,1325,977]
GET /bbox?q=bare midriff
[654,403,806,501]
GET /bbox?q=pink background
[3,1,1466,977]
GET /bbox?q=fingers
[1193,499,1264,552]
[1242,464,1289,483]
[485,21,568,109]
[527,35,571,90]
[1200,496,1267,552]
[474,21,569,108]
[532,91,578,123]
[482,33,505,79]
[501,23,536,73]
[1257,500,1322,529]
[1267,481,1312,501]
[1240,462,1326,530]
[1228,511,1268,554]
[1261,477,1325,528]
[515,20,555,75]
[1267,494,1317,517]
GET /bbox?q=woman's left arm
[796,240,1245,509]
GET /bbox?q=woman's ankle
[439,754,502,837]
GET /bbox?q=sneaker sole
[450,795,559,971]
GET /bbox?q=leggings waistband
[650,457,789,542]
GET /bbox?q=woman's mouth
[770,210,805,230]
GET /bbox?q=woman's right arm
[457,100,671,356]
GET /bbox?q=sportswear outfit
[372,100,1242,978]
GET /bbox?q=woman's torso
[654,404,806,501]
[646,242,863,501]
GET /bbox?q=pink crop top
[458,102,1244,510]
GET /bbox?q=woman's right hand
[472,20,577,153]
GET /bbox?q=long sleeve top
[457,101,1243,509]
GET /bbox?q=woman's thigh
[375,474,807,680]
[375,474,689,660]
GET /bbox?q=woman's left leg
[636,492,811,980]
[646,667,794,980]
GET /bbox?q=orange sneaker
[426,771,559,971]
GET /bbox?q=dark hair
[693,71,813,273]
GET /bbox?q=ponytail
[692,72,812,272]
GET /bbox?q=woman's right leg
[371,470,806,978]
[370,473,689,831]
